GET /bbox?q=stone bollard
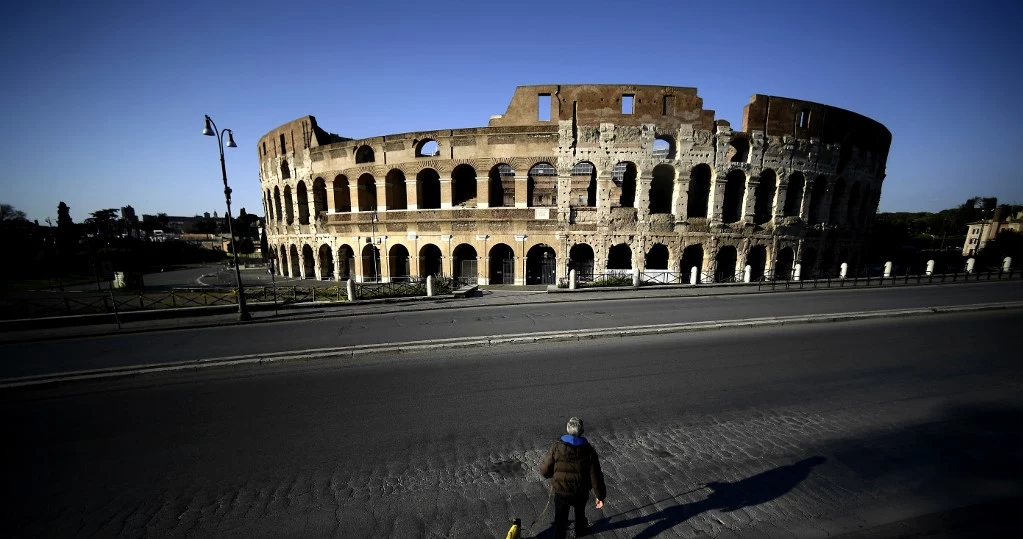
[840,262,848,279]
[926,260,935,276]
[690,266,698,285]
[1004,257,1012,272]
[632,270,641,287]
[793,263,802,281]
[966,258,975,274]
[743,265,752,283]
[426,275,435,297]
[346,278,356,301]
[884,261,893,278]
[569,269,577,290]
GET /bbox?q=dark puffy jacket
[540,435,606,499]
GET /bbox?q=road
[2,309,1020,538]
[2,281,1021,379]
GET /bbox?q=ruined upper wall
[256,116,348,163]
[489,85,716,131]
[742,95,891,161]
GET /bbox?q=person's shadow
[530,456,826,539]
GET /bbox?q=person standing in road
[540,417,606,538]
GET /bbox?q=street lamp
[203,115,251,321]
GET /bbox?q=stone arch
[784,172,805,217]
[569,243,595,280]
[283,185,294,224]
[418,243,442,277]
[385,169,408,210]
[680,244,704,282]
[488,243,516,284]
[273,186,283,223]
[302,244,315,278]
[715,245,738,282]
[687,164,712,218]
[728,135,750,163]
[775,246,795,280]
[753,169,777,225]
[488,163,515,207]
[280,159,291,179]
[747,244,767,281]
[318,244,334,280]
[357,173,377,212]
[615,162,638,208]
[452,243,478,283]
[265,189,274,222]
[653,135,676,160]
[312,178,328,216]
[452,164,478,207]
[528,162,557,207]
[415,139,440,157]
[808,176,828,225]
[388,244,410,281]
[649,164,675,214]
[722,170,746,224]
[417,168,442,209]
[607,243,632,270]
[296,180,310,225]
[333,175,351,212]
[337,244,355,280]
[571,162,597,207]
[289,244,300,277]
[355,145,375,164]
[361,243,381,281]
[526,243,557,285]
[645,243,669,270]
[829,177,846,225]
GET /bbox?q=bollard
[840,262,848,279]
[632,270,641,287]
[743,265,752,283]
[347,278,356,301]
[426,275,434,297]
[569,269,577,290]
[690,266,698,285]
[793,263,802,281]
[926,260,935,276]
[883,261,893,278]
[966,258,975,274]
[1004,257,1013,272]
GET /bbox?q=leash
[528,483,554,530]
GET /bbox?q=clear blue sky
[2,0,1021,224]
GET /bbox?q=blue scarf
[561,434,588,446]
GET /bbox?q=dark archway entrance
[649,165,675,214]
[361,243,380,282]
[784,172,804,217]
[569,243,595,281]
[389,244,410,281]
[452,244,478,284]
[715,246,738,282]
[417,169,441,210]
[607,244,632,270]
[452,165,478,207]
[488,164,514,207]
[775,247,794,280]
[687,164,712,218]
[645,244,669,270]
[616,162,637,208]
[289,244,300,277]
[754,170,777,225]
[337,244,354,281]
[747,244,767,281]
[801,247,818,277]
[722,170,746,224]
[488,243,515,284]
[418,244,442,278]
[680,244,704,283]
[318,244,334,280]
[526,244,556,285]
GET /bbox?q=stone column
[514,174,529,208]
[333,245,342,281]
[635,171,652,222]
[378,239,391,283]
[799,178,813,221]
[742,178,758,223]
[709,173,727,223]
[674,177,689,221]
[405,179,418,210]
[476,176,490,208]
[298,250,307,279]
[325,183,335,213]
[349,182,361,214]
[376,180,388,213]
[440,179,453,209]
[774,178,789,222]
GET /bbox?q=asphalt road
[1,281,1021,379]
[2,309,1020,538]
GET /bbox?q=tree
[0,203,28,225]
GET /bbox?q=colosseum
[258,84,890,286]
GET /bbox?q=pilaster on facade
[440,179,453,209]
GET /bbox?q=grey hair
[566,417,584,436]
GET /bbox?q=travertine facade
[257,85,890,285]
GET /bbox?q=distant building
[963,208,1023,255]
[120,205,138,224]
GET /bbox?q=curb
[4,300,1021,390]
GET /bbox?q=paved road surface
[2,309,1021,538]
[2,281,1021,379]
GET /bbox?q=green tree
[0,203,28,225]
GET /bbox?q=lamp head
[202,117,214,137]
[226,131,237,148]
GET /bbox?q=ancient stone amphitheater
[258,84,890,286]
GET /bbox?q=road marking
[3,301,1022,389]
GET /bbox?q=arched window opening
[317,244,334,280]
[283,186,294,225]
[312,178,328,216]
[418,244,442,278]
[775,247,794,280]
[388,244,411,281]
[488,243,516,284]
[614,162,637,208]
[296,181,310,225]
[728,136,750,163]
[452,164,478,207]
[526,244,557,285]
[355,145,375,164]
[801,247,818,276]
[687,164,712,218]
[645,244,669,270]
[527,163,557,207]
[681,244,704,283]
[452,243,478,284]
[416,169,441,210]
[607,243,632,270]
[357,174,377,212]
[280,159,291,179]
[385,169,407,210]
[488,164,515,207]
[715,246,738,282]
[747,245,767,281]
[415,139,440,157]
[753,169,777,225]
[333,175,351,212]
[571,162,597,207]
[784,172,805,217]
[808,176,828,225]
[279,245,288,276]
[301,244,315,278]
[569,243,595,281]
[722,170,746,224]
[361,243,381,282]
[265,189,274,222]
[829,178,846,225]
[337,245,355,281]
[273,187,283,224]
[289,245,300,277]
[653,136,676,160]
[649,164,675,214]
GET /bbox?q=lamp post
[203,115,251,321]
